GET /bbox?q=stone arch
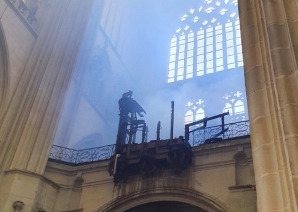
[0,24,9,114]
[96,187,231,212]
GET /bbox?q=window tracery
[168,0,243,83]
[184,99,205,124]
[223,91,246,122]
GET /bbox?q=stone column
[0,0,94,211]
[239,0,298,211]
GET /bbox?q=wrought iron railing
[191,120,250,146]
[48,144,115,165]
[48,121,249,165]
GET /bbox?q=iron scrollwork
[192,120,250,146]
[49,121,249,165]
[75,145,115,163]
[49,144,115,165]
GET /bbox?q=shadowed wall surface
[125,201,208,212]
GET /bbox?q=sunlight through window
[167,0,243,83]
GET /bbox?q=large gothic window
[167,0,242,83]
[168,0,247,125]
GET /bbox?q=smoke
[53,0,248,149]
[133,70,247,142]
[135,82,211,141]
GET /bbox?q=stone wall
[43,138,256,212]
[0,0,95,211]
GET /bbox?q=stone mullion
[238,0,294,210]
[174,35,179,82]
[0,0,69,174]
[222,24,227,70]
[232,22,237,68]
[203,28,207,75]
[212,26,216,73]
[193,31,197,78]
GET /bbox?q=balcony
[49,120,250,165]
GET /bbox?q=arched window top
[176,0,239,35]
[171,36,177,43]
[195,108,205,121]
[184,99,205,124]
[223,102,233,115]
[188,30,194,36]
[167,0,243,83]
[234,100,244,115]
[185,110,194,124]
[235,100,243,106]
[222,91,247,122]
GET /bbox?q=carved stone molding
[4,0,38,38]
[12,201,24,211]
[228,184,256,192]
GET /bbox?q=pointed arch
[167,0,243,83]
[223,102,233,115]
[195,107,205,120]
[96,187,232,212]
[222,91,247,122]
[185,110,193,124]
[185,99,205,124]
[234,100,244,115]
